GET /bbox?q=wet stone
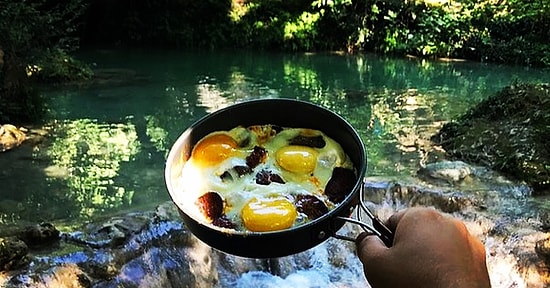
[0,203,210,287]
[17,222,60,247]
[536,237,550,267]
[363,177,483,213]
[0,237,29,271]
[539,211,550,232]
[488,220,512,237]
[0,124,26,152]
[155,201,183,221]
[432,83,550,195]
[417,160,473,184]
[63,213,151,248]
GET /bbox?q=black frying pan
[165,98,392,258]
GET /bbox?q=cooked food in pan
[175,124,356,232]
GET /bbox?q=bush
[30,48,93,83]
[0,0,89,123]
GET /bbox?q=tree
[0,0,90,123]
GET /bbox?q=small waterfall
[215,224,368,288]
[3,166,547,287]
[206,172,549,288]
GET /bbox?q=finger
[386,208,408,231]
[357,235,395,288]
[386,206,439,231]
[355,231,375,245]
[356,234,389,265]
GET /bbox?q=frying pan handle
[371,217,394,247]
[334,215,394,247]
[333,187,395,247]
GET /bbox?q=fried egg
[177,125,354,232]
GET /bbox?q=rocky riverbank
[0,162,549,287]
[432,82,550,195]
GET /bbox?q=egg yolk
[275,145,318,174]
[242,198,297,232]
[191,133,238,167]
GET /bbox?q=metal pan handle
[371,216,394,247]
[333,184,394,247]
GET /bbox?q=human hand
[356,207,490,288]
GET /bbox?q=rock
[488,220,511,237]
[6,263,92,288]
[541,212,550,232]
[155,201,183,221]
[0,204,218,287]
[63,213,151,248]
[0,237,29,271]
[0,124,26,152]
[363,176,483,213]
[17,223,60,247]
[536,237,550,266]
[432,83,550,195]
[417,160,473,183]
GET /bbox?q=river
[1,49,549,287]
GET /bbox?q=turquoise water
[2,49,549,227]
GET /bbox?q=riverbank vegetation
[1,0,549,123]
[0,0,91,123]
[79,0,550,66]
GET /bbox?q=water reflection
[2,49,549,228]
[45,119,140,218]
[196,79,232,113]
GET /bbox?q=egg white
[177,126,354,231]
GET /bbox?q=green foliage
[324,0,474,57]
[0,0,87,56]
[408,5,469,57]
[230,0,317,50]
[283,12,321,51]
[77,0,550,66]
[470,0,550,66]
[322,0,550,66]
[27,48,93,83]
[230,1,289,50]
[0,0,89,123]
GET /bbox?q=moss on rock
[432,82,550,195]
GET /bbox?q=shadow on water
[3,49,550,228]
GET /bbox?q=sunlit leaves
[283,12,321,50]
[312,0,353,8]
[230,0,254,22]
[284,12,320,40]
[225,0,546,63]
[384,10,397,21]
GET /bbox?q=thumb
[356,234,393,287]
[356,234,390,270]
